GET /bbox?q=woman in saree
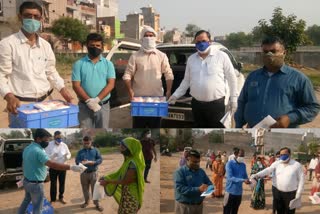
[99,137,145,214]
[211,155,225,197]
[311,155,320,196]
[250,156,266,209]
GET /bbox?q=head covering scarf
[140,25,157,53]
[103,137,146,208]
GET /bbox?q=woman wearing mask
[211,155,225,197]
[250,156,266,209]
[99,137,145,214]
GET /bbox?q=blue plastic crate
[131,101,168,117]
[27,198,54,214]
[9,103,79,128]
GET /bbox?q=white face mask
[237,157,244,163]
[146,133,151,138]
[141,37,156,51]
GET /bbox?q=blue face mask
[22,19,41,33]
[55,138,62,144]
[195,41,210,52]
[279,154,289,161]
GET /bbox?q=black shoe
[96,205,104,212]
[50,200,56,203]
[80,202,88,208]
[59,198,67,204]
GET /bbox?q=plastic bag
[92,182,105,200]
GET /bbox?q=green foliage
[208,130,224,144]
[0,130,26,139]
[163,30,174,43]
[93,132,122,147]
[253,7,308,60]
[51,17,89,44]
[225,32,253,50]
[305,25,320,46]
[184,24,201,38]
[297,143,308,153]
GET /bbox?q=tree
[253,7,308,59]
[305,25,320,46]
[0,130,25,139]
[225,32,253,49]
[163,30,174,43]
[184,24,201,38]
[208,130,224,144]
[51,17,89,48]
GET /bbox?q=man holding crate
[0,1,74,123]
[123,25,174,128]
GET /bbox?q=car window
[220,48,238,69]
[159,49,195,66]
[4,142,30,152]
[110,50,137,70]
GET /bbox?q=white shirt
[228,154,235,161]
[45,140,71,164]
[0,30,65,98]
[256,159,304,196]
[309,158,319,170]
[172,48,237,102]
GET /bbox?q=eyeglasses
[22,13,42,21]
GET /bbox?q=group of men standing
[174,147,305,214]
[1,1,319,129]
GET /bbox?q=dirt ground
[0,152,160,214]
[0,79,319,128]
[160,153,320,214]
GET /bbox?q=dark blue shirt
[235,65,320,128]
[225,160,248,196]
[174,165,212,204]
[75,147,102,172]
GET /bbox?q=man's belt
[24,178,44,183]
[84,169,97,173]
[15,89,53,102]
[80,98,110,106]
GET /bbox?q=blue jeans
[18,180,44,214]
[78,102,110,128]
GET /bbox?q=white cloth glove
[85,97,101,112]
[250,174,257,179]
[167,95,177,105]
[229,101,238,113]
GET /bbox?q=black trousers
[308,169,314,181]
[132,116,161,128]
[223,194,242,214]
[272,186,296,214]
[144,159,152,180]
[191,97,225,128]
[49,168,66,201]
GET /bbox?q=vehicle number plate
[168,112,185,121]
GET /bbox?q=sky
[118,0,320,36]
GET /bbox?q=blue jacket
[235,65,320,128]
[174,165,212,204]
[225,160,248,195]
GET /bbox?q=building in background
[66,0,96,31]
[93,0,118,18]
[121,12,144,40]
[121,4,162,42]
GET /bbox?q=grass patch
[70,146,118,158]
[56,53,84,77]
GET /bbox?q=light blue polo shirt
[72,55,116,102]
[22,142,50,181]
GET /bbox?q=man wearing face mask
[251,147,305,214]
[174,149,212,214]
[45,131,71,204]
[168,30,238,128]
[140,130,157,183]
[123,25,174,128]
[72,33,115,128]
[0,1,74,121]
[75,136,103,211]
[18,129,85,214]
[235,36,320,128]
[224,148,250,214]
